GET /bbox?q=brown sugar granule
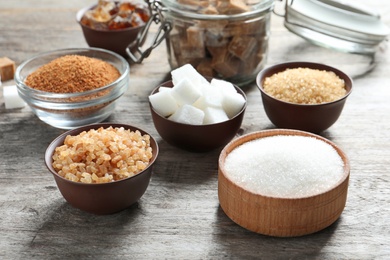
[25,55,121,93]
[263,68,346,104]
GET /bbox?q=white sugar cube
[169,104,204,125]
[149,89,178,117]
[171,78,202,106]
[193,85,223,110]
[210,78,237,94]
[3,85,26,109]
[203,106,229,125]
[222,92,246,118]
[171,64,209,87]
[158,86,171,92]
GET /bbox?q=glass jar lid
[283,0,390,55]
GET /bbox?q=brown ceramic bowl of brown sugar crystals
[76,1,150,57]
[256,62,353,133]
[45,123,159,215]
[15,48,130,129]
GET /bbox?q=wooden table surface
[1,1,389,259]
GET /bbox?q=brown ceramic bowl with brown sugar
[76,2,149,57]
[256,62,353,133]
[45,123,159,215]
[149,80,247,152]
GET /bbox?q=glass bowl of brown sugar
[15,48,130,129]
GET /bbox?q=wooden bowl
[218,129,350,237]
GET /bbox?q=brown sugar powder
[25,55,121,93]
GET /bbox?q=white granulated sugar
[224,135,345,198]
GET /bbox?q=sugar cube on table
[0,57,16,82]
[169,104,204,125]
[3,85,26,109]
[203,106,229,125]
[149,89,178,117]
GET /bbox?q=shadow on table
[151,139,222,186]
[27,199,145,257]
[211,205,342,259]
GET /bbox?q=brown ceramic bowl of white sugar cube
[218,129,350,237]
[149,66,247,152]
[256,62,353,133]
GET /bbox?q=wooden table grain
[1,0,389,259]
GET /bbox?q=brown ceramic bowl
[45,123,159,215]
[76,4,147,57]
[256,62,353,133]
[149,80,247,152]
[218,129,350,237]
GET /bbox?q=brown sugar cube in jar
[216,0,250,14]
[226,17,267,37]
[205,31,229,48]
[211,49,241,78]
[0,57,16,81]
[199,19,229,34]
[177,0,209,9]
[238,40,268,75]
[186,26,205,49]
[201,5,219,15]
[196,59,215,78]
[228,35,258,61]
[170,28,205,66]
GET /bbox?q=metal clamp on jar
[127,0,275,86]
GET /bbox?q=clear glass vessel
[161,0,274,86]
[15,48,130,129]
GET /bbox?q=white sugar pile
[223,135,345,198]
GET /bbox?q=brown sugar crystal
[0,57,16,81]
[25,55,121,93]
